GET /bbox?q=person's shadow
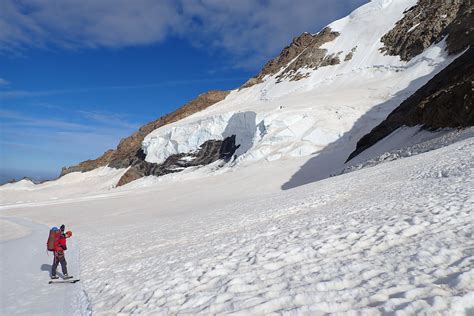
[41,264,52,277]
[41,263,65,278]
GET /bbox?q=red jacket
[54,234,67,252]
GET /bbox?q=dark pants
[51,252,68,276]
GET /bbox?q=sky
[0,0,367,182]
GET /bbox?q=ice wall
[143,112,258,164]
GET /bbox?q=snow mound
[1,178,36,190]
[0,167,127,206]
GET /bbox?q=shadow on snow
[281,71,440,190]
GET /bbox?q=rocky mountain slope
[58,0,473,188]
[347,46,473,161]
[347,0,473,161]
[380,0,472,60]
[241,27,342,87]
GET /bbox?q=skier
[51,225,73,280]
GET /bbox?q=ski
[49,279,80,284]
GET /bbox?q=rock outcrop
[60,90,230,178]
[116,135,240,186]
[347,46,474,161]
[380,0,473,61]
[241,27,340,88]
[61,150,115,175]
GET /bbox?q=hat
[60,224,65,231]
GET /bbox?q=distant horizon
[1,0,368,180]
[0,168,59,184]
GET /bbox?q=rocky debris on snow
[60,90,230,176]
[241,28,340,88]
[347,47,474,161]
[380,0,473,61]
[116,136,239,186]
[344,47,357,62]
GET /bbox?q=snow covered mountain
[1,1,473,314]
[53,0,473,189]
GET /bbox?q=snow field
[0,217,30,241]
[70,137,473,314]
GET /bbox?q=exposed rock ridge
[60,90,230,176]
[347,46,474,161]
[61,150,114,175]
[380,0,473,61]
[241,27,340,88]
[116,135,240,186]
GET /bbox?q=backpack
[47,227,60,251]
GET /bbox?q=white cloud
[0,108,139,132]
[0,77,248,98]
[77,110,139,130]
[0,0,368,68]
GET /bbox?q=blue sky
[0,0,367,182]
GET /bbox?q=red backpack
[47,228,60,251]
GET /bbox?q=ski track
[75,138,474,315]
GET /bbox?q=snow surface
[0,218,89,315]
[1,0,473,314]
[0,217,30,241]
[1,136,473,314]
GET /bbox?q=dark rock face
[116,136,240,186]
[347,47,474,161]
[60,90,230,176]
[241,28,340,88]
[380,0,473,61]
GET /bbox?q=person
[51,224,73,279]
